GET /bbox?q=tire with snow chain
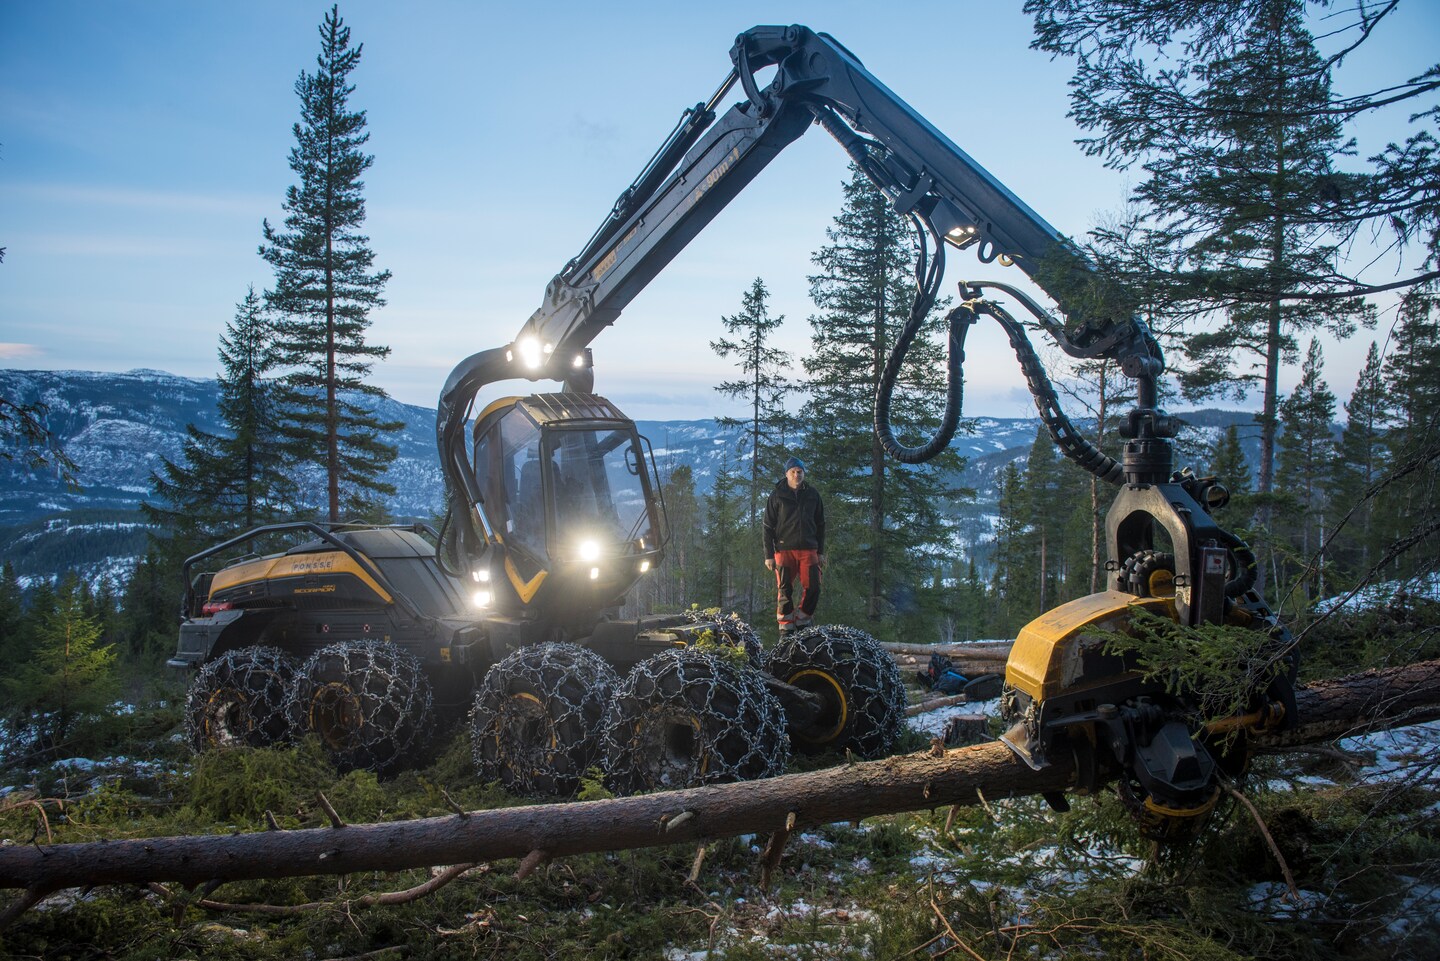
[288,640,433,775]
[470,642,619,796]
[185,646,297,752]
[679,608,763,664]
[601,648,790,795]
[764,625,906,758]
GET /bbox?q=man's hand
[765,558,775,572]
[818,554,827,570]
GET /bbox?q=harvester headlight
[589,567,600,580]
[472,590,492,608]
[578,539,601,562]
[639,560,651,573]
[471,567,489,583]
[517,336,544,370]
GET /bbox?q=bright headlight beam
[517,337,543,370]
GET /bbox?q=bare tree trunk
[4,659,1439,923]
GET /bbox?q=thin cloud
[9,182,269,217]
[0,343,42,360]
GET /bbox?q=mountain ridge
[1,368,1265,588]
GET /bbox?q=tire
[184,646,297,752]
[470,643,619,796]
[288,640,434,774]
[601,648,790,795]
[680,608,763,664]
[763,625,906,758]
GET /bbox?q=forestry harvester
[173,26,1297,835]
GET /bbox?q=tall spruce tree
[1028,0,1383,592]
[260,5,398,522]
[802,165,965,631]
[144,287,295,558]
[1275,338,1337,603]
[712,278,795,617]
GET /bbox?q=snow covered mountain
[0,368,1261,588]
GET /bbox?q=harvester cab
[463,393,666,626]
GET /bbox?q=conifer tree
[144,286,295,558]
[1379,289,1440,582]
[1,575,117,756]
[260,5,398,522]
[1328,342,1391,583]
[0,562,26,669]
[1275,338,1336,602]
[700,453,750,615]
[0,394,79,489]
[1208,424,1254,530]
[802,165,965,630]
[1028,0,1383,594]
[989,461,1034,634]
[712,278,795,617]
[641,462,701,614]
[1023,427,1063,614]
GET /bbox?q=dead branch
[147,862,484,917]
[1222,778,1299,902]
[1,658,1437,928]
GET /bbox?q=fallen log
[3,658,1438,926]
[882,641,1011,680]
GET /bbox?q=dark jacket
[763,478,825,556]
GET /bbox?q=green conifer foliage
[144,287,296,559]
[639,462,701,614]
[1379,290,1440,582]
[260,5,398,522]
[1328,342,1391,584]
[0,562,27,667]
[701,452,750,616]
[802,165,965,632]
[1275,338,1337,604]
[1207,424,1255,539]
[2,575,118,756]
[1027,0,1384,596]
[712,278,796,617]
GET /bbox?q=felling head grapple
[991,383,1298,841]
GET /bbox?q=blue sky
[3,1,1436,421]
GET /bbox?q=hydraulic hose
[873,211,969,464]
[986,304,1125,486]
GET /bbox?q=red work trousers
[774,549,821,629]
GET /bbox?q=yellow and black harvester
[173,26,1300,830]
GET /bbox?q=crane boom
[434,23,1157,472]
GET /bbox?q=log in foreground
[2,658,1438,914]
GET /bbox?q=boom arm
[438,24,1163,559]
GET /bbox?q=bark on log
[2,659,1438,915]
[882,640,1012,669]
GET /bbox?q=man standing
[763,456,826,634]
